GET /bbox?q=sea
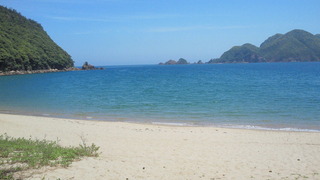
[0,62,319,132]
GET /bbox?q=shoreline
[1,113,320,179]
[0,67,104,76]
[1,111,319,133]
[0,68,80,76]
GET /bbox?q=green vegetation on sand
[0,134,99,179]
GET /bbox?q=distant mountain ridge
[0,6,74,72]
[212,29,320,63]
[160,29,320,65]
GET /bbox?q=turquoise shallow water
[0,62,320,131]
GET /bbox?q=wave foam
[218,124,320,132]
[151,122,191,126]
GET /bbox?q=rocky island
[159,58,189,65]
[81,62,104,70]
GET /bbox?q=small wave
[218,124,320,132]
[151,122,191,126]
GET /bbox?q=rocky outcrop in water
[82,62,104,70]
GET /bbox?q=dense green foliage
[215,29,320,63]
[0,6,74,72]
[219,43,264,63]
[260,30,320,62]
[0,134,99,179]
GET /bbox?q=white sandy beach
[0,113,319,180]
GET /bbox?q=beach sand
[0,113,319,179]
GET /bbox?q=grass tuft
[0,133,99,179]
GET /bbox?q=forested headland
[0,6,74,72]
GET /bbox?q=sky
[0,0,320,66]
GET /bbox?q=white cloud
[30,0,122,4]
[48,16,119,22]
[47,13,182,22]
[146,25,255,33]
[147,25,254,33]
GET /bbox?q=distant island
[159,29,320,65]
[0,6,103,75]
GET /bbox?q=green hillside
[260,30,320,62]
[213,29,320,63]
[0,6,74,72]
[219,43,265,63]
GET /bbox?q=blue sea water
[0,62,320,131]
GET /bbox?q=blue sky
[1,0,320,66]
